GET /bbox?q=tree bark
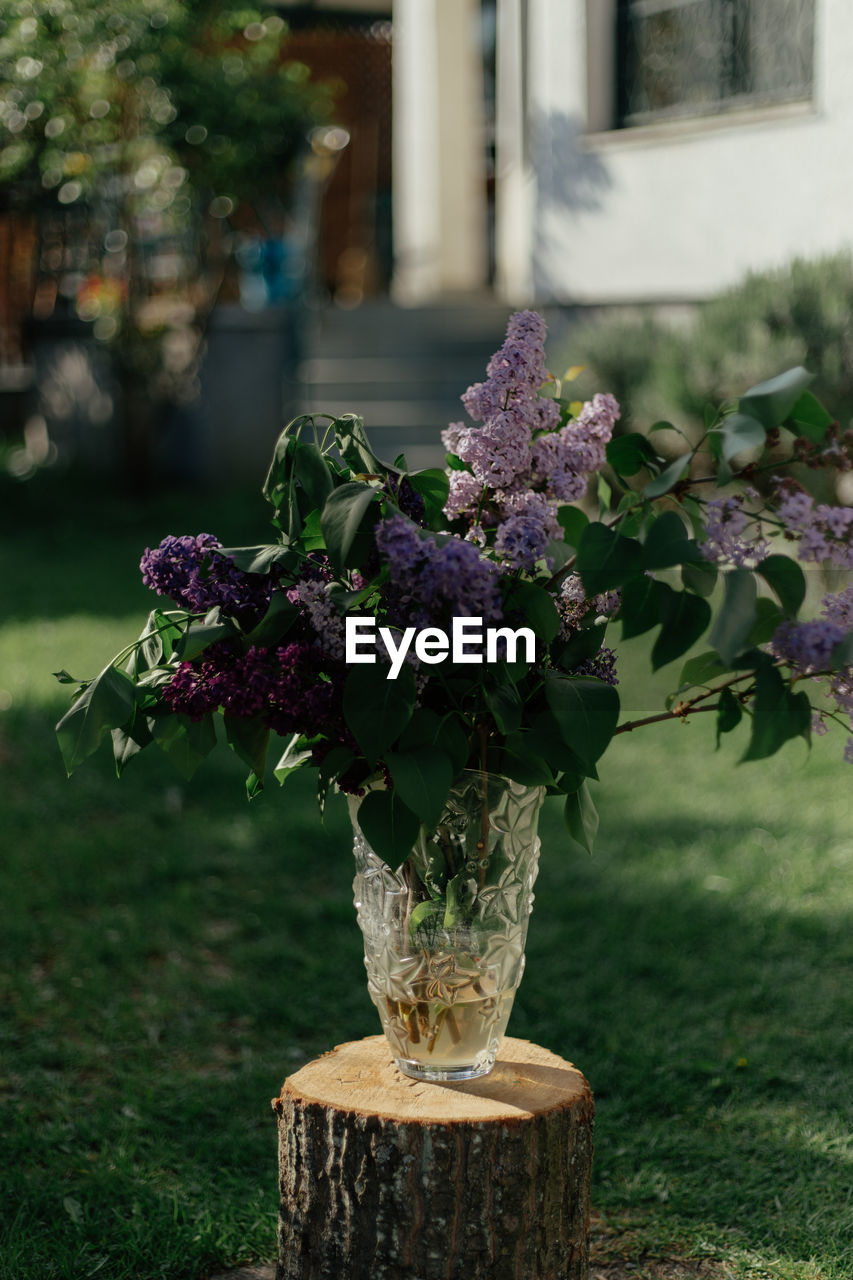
[272,1034,594,1280]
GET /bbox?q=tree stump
[271,1034,594,1280]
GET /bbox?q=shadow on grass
[1,472,272,624]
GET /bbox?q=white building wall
[507,0,853,304]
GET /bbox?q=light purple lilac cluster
[375,514,503,625]
[777,486,853,567]
[441,311,620,572]
[700,494,769,567]
[140,533,274,626]
[771,586,853,762]
[289,580,346,662]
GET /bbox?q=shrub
[565,254,853,437]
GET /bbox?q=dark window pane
[617,0,815,126]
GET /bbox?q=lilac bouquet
[56,311,853,860]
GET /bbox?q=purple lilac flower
[770,618,846,674]
[376,514,503,622]
[442,422,466,454]
[292,580,346,661]
[770,609,853,766]
[461,310,550,423]
[140,533,274,625]
[163,639,344,743]
[700,495,769,567]
[573,647,619,686]
[374,515,425,577]
[777,487,853,567]
[455,411,533,489]
[494,513,550,571]
[493,490,563,570]
[529,394,620,503]
[445,470,486,521]
[821,586,853,631]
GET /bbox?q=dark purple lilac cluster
[140,534,275,627]
[163,639,344,741]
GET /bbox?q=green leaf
[679,650,727,690]
[321,482,379,571]
[682,559,718,598]
[505,581,560,643]
[443,871,467,930]
[606,432,661,477]
[495,738,556,786]
[564,783,599,854]
[716,686,742,747]
[246,593,300,646]
[717,411,766,464]
[756,555,806,617]
[151,712,217,780]
[643,510,703,570]
[292,439,334,511]
[134,609,185,670]
[385,746,454,830]
[335,413,386,477]
[831,629,853,669]
[529,710,587,774]
[56,664,137,775]
[557,623,607,672]
[619,576,664,640]
[557,505,590,548]
[748,597,785,645]
[218,544,295,575]
[739,366,813,430]
[111,716,154,775]
[597,473,613,515]
[404,469,450,523]
[643,452,691,499]
[545,674,620,775]
[175,620,234,662]
[576,522,645,595]
[343,662,416,765]
[224,715,269,780]
[485,683,522,735]
[651,589,712,671]
[710,570,757,665]
[786,389,834,445]
[409,900,443,946]
[355,789,420,864]
[273,733,314,784]
[741,661,811,762]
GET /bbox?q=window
[616,0,815,127]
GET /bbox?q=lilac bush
[57,310,853,861]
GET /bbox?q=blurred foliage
[568,254,853,437]
[0,0,336,481]
[0,0,334,212]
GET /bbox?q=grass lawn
[1,475,851,1280]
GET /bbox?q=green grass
[1,475,851,1279]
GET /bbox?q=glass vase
[350,771,545,1082]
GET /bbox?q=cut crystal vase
[350,771,545,1082]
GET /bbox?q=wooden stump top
[277,1034,591,1126]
